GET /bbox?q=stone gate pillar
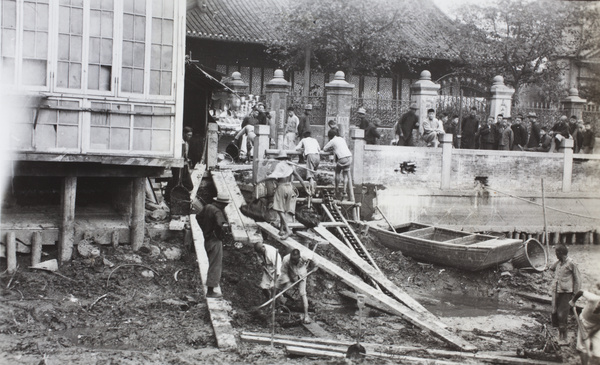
[559,139,574,193]
[325,71,355,143]
[411,71,441,130]
[265,70,291,149]
[223,71,248,114]
[561,88,587,120]
[489,76,515,118]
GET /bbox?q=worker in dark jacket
[395,104,420,146]
[191,193,231,298]
[581,121,596,154]
[526,112,541,149]
[511,114,528,150]
[550,116,571,152]
[478,116,496,150]
[359,112,381,145]
[461,107,479,149]
[524,127,552,152]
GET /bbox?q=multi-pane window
[150,0,173,95]
[90,102,132,150]
[57,0,83,89]
[22,0,49,86]
[121,0,146,94]
[35,100,80,149]
[88,0,113,91]
[1,0,17,84]
[132,105,171,151]
[90,102,172,152]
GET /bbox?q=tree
[573,3,600,104]
[443,0,580,105]
[264,0,414,78]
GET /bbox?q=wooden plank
[295,230,329,245]
[241,334,349,352]
[13,152,183,168]
[190,214,237,350]
[313,226,441,322]
[257,222,477,352]
[319,205,382,290]
[242,332,549,365]
[189,164,206,200]
[339,289,396,316]
[286,346,468,364]
[330,203,382,273]
[211,171,249,243]
[301,321,332,338]
[288,221,347,229]
[285,345,344,358]
[218,171,262,243]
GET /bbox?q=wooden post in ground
[31,232,42,266]
[6,232,16,274]
[111,231,119,248]
[131,177,145,251]
[59,176,77,264]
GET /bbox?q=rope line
[485,186,600,221]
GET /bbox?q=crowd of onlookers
[226,102,596,161]
[385,105,596,153]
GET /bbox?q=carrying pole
[541,178,549,256]
[271,253,279,346]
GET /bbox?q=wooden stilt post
[131,177,145,251]
[111,231,119,248]
[59,176,77,264]
[6,232,17,274]
[31,232,42,267]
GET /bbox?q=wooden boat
[367,222,524,271]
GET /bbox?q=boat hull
[368,223,523,271]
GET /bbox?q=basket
[511,238,548,272]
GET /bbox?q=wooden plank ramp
[313,225,446,329]
[256,222,477,352]
[211,170,262,244]
[241,332,551,365]
[301,321,332,338]
[190,213,237,351]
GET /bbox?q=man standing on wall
[395,103,420,146]
[526,112,541,149]
[461,107,479,149]
[477,116,496,150]
[283,107,299,150]
[581,121,596,154]
[511,114,528,151]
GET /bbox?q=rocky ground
[1,172,598,364]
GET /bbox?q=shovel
[346,293,366,358]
